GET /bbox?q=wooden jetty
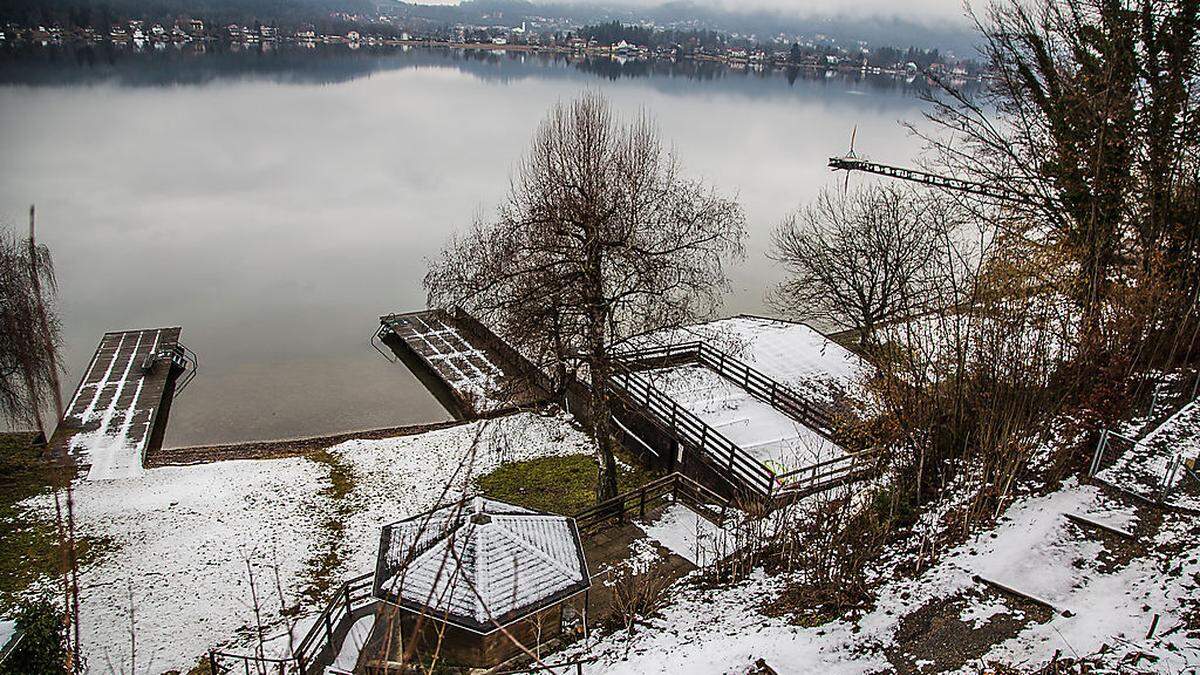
[50,327,196,480]
[376,309,549,419]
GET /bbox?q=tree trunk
[585,243,620,503]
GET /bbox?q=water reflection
[0,43,956,99]
[0,45,936,446]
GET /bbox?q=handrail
[210,572,375,675]
[574,472,730,534]
[772,449,879,495]
[171,341,199,396]
[608,367,775,495]
[370,323,397,363]
[491,658,593,674]
[614,340,837,438]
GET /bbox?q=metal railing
[171,342,199,396]
[574,472,730,535]
[210,572,375,675]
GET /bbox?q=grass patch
[296,448,358,607]
[475,453,660,516]
[0,432,114,616]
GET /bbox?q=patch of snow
[327,613,374,673]
[573,477,1200,674]
[21,457,330,672]
[567,570,891,674]
[638,503,727,567]
[958,598,1008,629]
[640,364,844,473]
[15,411,593,673]
[0,618,15,650]
[627,316,864,396]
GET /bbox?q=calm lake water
[0,45,935,447]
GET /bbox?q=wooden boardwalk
[51,327,193,480]
[378,309,547,419]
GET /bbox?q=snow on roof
[375,496,589,632]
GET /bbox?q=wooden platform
[51,327,190,480]
[378,309,548,419]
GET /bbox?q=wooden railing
[574,472,730,535]
[773,448,880,496]
[491,658,593,674]
[614,341,836,438]
[608,368,777,496]
[210,572,376,675]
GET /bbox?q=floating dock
[51,327,195,480]
[376,309,549,419]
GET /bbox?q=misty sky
[414,0,975,25]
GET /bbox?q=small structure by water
[365,497,591,669]
[51,327,196,480]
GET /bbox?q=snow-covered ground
[568,479,1200,674]
[638,503,728,568]
[0,617,15,652]
[13,412,593,672]
[640,364,843,474]
[1099,399,1200,511]
[626,316,864,398]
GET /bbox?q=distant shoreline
[1,37,984,84]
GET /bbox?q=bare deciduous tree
[917,0,1200,364]
[1,209,64,440]
[427,93,745,502]
[768,184,954,349]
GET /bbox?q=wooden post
[582,588,590,642]
[207,651,218,675]
[1147,613,1160,639]
[1089,429,1109,477]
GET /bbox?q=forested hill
[2,0,379,31]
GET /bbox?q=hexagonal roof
[373,497,590,633]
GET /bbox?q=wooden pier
[376,309,549,419]
[50,327,195,480]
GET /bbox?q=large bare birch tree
[427,93,745,502]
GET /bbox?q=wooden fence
[608,368,777,496]
[773,448,880,498]
[613,341,836,437]
[609,344,877,501]
[574,472,730,535]
[491,658,593,674]
[209,572,375,675]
